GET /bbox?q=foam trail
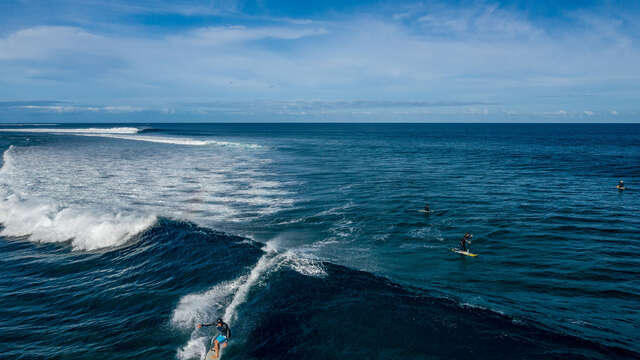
[172,243,325,359]
[172,280,242,360]
[223,250,279,323]
[173,251,278,360]
[0,127,140,134]
[172,280,242,331]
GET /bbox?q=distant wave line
[0,127,140,134]
[75,133,262,147]
[0,127,262,147]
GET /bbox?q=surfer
[424,203,430,212]
[460,233,472,252]
[198,318,231,358]
[617,180,625,190]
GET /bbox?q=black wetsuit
[460,236,471,251]
[202,321,231,342]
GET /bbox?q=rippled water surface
[0,123,638,359]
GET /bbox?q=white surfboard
[451,248,478,257]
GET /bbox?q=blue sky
[1,0,639,122]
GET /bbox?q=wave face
[1,123,639,359]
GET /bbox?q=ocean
[0,123,638,359]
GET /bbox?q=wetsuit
[202,321,231,345]
[460,236,471,252]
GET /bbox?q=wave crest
[0,127,140,134]
[0,193,156,250]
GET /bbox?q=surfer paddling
[460,233,472,252]
[198,318,231,358]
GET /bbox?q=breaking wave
[0,193,156,250]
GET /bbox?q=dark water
[0,123,638,359]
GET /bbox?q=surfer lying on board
[460,233,472,252]
[198,318,231,356]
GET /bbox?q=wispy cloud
[544,110,568,116]
[170,25,329,45]
[0,101,146,113]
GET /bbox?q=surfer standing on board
[198,318,231,357]
[460,233,472,252]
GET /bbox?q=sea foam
[0,134,290,250]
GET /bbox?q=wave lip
[0,193,157,251]
[0,127,140,134]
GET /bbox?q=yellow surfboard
[451,248,478,257]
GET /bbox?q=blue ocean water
[0,123,638,359]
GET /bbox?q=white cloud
[0,26,103,60]
[16,104,145,113]
[583,110,594,116]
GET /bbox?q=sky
[1,0,639,122]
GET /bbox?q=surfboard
[617,186,625,191]
[206,343,222,360]
[451,248,477,257]
[418,209,432,214]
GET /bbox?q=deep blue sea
[0,123,638,359]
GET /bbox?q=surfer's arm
[197,323,214,328]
